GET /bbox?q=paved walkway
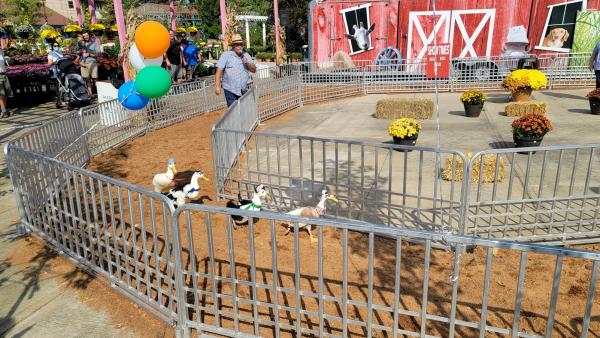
[0,103,137,337]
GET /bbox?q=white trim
[339,3,373,55]
[537,0,586,50]
[534,45,572,53]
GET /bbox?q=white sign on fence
[96,81,128,126]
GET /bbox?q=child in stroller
[52,57,92,110]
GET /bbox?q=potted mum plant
[460,90,487,117]
[89,23,105,36]
[502,69,547,102]
[388,117,422,150]
[188,26,199,37]
[64,24,82,38]
[512,113,553,152]
[586,89,600,115]
[15,24,34,39]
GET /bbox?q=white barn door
[407,11,451,62]
[407,9,496,61]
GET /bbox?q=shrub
[388,118,422,139]
[290,52,303,59]
[502,69,548,91]
[256,52,275,60]
[460,90,487,105]
[511,113,553,138]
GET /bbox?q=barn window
[536,0,586,52]
[340,4,374,55]
[67,0,74,9]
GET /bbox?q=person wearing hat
[215,34,256,107]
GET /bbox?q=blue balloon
[118,81,149,110]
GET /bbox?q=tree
[275,0,309,52]
[195,0,222,39]
[3,0,44,25]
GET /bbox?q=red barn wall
[311,0,600,63]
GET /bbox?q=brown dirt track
[78,110,600,337]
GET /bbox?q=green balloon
[134,65,172,99]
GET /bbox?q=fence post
[3,144,30,237]
[459,152,472,236]
[170,210,191,337]
[297,74,304,108]
[78,108,92,164]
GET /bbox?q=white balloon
[128,43,163,70]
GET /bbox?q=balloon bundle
[119,21,173,110]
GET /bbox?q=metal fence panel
[174,204,600,338]
[465,145,600,244]
[5,146,182,324]
[212,129,467,233]
[256,75,302,121]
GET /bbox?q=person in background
[590,41,600,88]
[47,42,66,107]
[0,31,12,118]
[165,31,185,84]
[215,34,256,107]
[183,38,200,81]
[79,31,101,96]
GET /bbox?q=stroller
[53,58,92,110]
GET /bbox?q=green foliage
[290,52,303,59]
[3,0,43,25]
[195,0,223,39]
[104,41,120,59]
[255,52,275,60]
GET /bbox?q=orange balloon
[135,21,170,59]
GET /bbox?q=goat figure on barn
[345,22,375,51]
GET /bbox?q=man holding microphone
[214,34,256,107]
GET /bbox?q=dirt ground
[9,108,600,337]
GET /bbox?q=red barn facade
[309,0,600,63]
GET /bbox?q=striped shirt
[216,51,255,96]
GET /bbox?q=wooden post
[73,0,84,26]
[89,0,96,24]
[169,0,177,32]
[274,0,281,64]
[113,0,130,81]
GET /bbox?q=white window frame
[340,3,374,56]
[535,0,587,52]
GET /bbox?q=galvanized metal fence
[212,129,467,234]
[465,145,600,244]
[4,52,600,337]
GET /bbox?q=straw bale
[505,101,546,117]
[442,154,506,183]
[375,98,434,119]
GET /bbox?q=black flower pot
[464,103,483,117]
[514,134,544,154]
[17,32,30,39]
[589,98,600,115]
[392,134,418,152]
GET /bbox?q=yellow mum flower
[388,118,422,139]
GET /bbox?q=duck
[166,171,209,207]
[226,184,272,225]
[152,159,177,194]
[284,189,339,243]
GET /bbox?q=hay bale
[332,51,355,69]
[505,101,547,117]
[442,155,506,183]
[375,98,434,120]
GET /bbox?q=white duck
[152,159,177,194]
[284,189,339,242]
[167,171,209,207]
[226,184,272,225]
